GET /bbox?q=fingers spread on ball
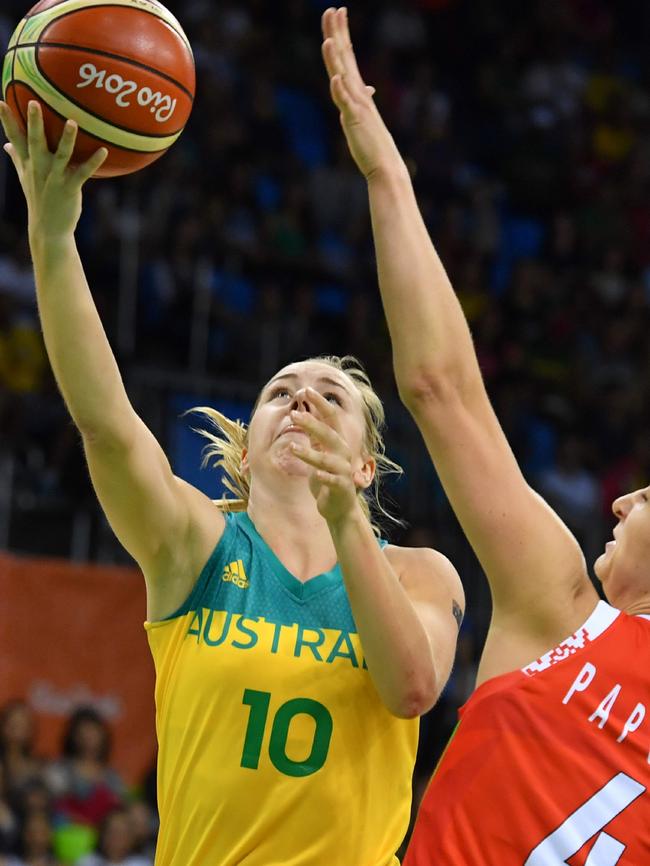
[2,143,21,176]
[75,147,109,184]
[53,120,78,170]
[0,102,28,162]
[27,100,47,154]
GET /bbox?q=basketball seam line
[12,58,185,143]
[26,1,191,52]
[7,42,194,102]
[10,79,172,155]
[11,19,30,127]
[24,0,69,17]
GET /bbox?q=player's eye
[269,387,291,400]
[323,392,342,406]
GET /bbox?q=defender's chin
[594,540,616,585]
[593,553,606,583]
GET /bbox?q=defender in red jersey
[321,7,650,863]
[408,605,650,864]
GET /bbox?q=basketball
[1,0,195,177]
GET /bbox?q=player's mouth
[278,426,308,439]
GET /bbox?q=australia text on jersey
[186,607,368,670]
[563,661,650,768]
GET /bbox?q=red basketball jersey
[405,602,650,865]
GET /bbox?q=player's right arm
[321,8,598,676]
[0,101,223,619]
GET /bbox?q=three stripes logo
[222,560,249,590]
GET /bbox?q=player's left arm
[387,543,465,696]
[331,516,463,719]
[290,388,462,718]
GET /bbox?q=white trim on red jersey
[521,601,620,677]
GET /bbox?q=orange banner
[0,552,156,786]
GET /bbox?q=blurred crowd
[2,0,650,840]
[0,701,156,866]
[2,0,647,558]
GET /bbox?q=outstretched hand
[288,387,372,526]
[321,6,401,179]
[0,101,107,239]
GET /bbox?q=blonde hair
[189,355,403,534]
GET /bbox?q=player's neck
[247,483,337,581]
[622,595,650,617]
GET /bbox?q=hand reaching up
[321,7,403,180]
[0,100,107,240]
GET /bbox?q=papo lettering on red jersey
[563,661,649,760]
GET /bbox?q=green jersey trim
[149,510,389,626]
[152,512,237,623]
[237,512,343,601]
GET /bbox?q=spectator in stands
[2,0,649,567]
[0,703,42,802]
[75,808,152,866]
[13,779,52,832]
[46,710,124,829]
[0,762,18,856]
[538,434,603,569]
[123,804,156,864]
[8,809,59,866]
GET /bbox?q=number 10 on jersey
[240,689,333,778]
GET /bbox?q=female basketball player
[0,99,463,866]
[321,6,650,864]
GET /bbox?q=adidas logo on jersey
[221,560,249,590]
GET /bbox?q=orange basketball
[2,0,195,177]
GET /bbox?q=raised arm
[321,8,597,670]
[0,102,222,619]
[289,387,464,717]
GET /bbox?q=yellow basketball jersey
[146,512,418,866]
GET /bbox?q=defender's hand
[0,101,107,240]
[321,7,401,179]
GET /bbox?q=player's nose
[291,389,312,413]
[612,493,632,520]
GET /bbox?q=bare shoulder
[173,476,227,573]
[144,477,226,621]
[477,586,600,686]
[385,545,465,690]
[384,544,465,625]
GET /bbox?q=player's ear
[356,455,375,490]
[240,447,250,477]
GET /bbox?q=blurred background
[2,0,650,861]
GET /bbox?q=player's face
[244,360,370,483]
[594,485,650,608]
